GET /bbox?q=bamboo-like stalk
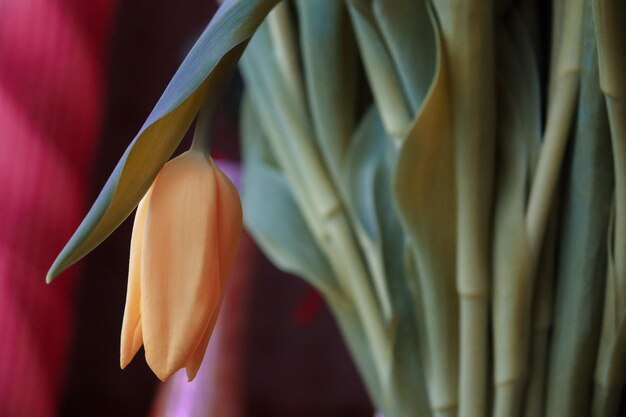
[240,21,398,411]
[544,5,612,415]
[241,95,390,410]
[490,0,584,414]
[261,12,435,416]
[189,96,214,155]
[267,2,304,102]
[592,1,626,414]
[592,216,626,417]
[431,2,496,416]
[526,0,585,265]
[524,211,557,417]
[371,0,435,113]
[295,1,395,322]
[593,0,626,333]
[492,41,533,417]
[346,1,412,140]
[492,9,542,417]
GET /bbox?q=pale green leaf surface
[47,0,278,282]
[372,0,435,114]
[241,65,384,410]
[342,107,395,318]
[243,19,413,411]
[371,125,408,306]
[344,107,412,317]
[344,107,388,241]
[297,0,357,187]
[336,105,430,416]
[241,23,340,220]
[240,96,386,409]
[241,96,336,296]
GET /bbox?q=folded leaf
[344,107,407,320]
[392,12,458,413]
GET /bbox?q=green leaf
[345,110,431,415]
[343,107,410,321]
[491,10,541,398]
[240,21,341,219]
[344,107,388,241]
[240,96,337,296]
[47,0,278,282]
[296,0,358,187]
[392,13,458,412]
[372,0,435,113]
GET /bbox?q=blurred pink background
[0,1,372,416]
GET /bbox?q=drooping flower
[120,150,242,381]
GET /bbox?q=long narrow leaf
[297,0,358,187]
[47,0,278,281]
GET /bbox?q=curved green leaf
[343,107,396,319]
[344,107,387,240]
[297,0,357,187]
[392,13,458,412]
[47,0,278,282]
[372,0,435,113]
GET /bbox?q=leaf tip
[46,256,67,284]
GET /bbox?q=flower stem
[190,97,214,156]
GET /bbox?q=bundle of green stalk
[45,0,626,416]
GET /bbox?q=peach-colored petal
[141,151,222,381]
[213,160,243,286]
[120,188,152,369]
[184,278,221,382]
[183,162,243,381]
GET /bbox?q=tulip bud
[120,150,242,381]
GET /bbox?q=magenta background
[0,0,116,416]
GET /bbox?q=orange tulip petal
[120,189,152,368]
[184,282,221,382]
[213,160,243,286]
[141,151,222,381]
[183,162,242,381]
